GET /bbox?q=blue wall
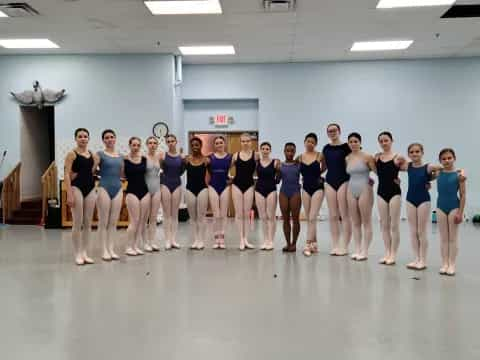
[183,59,480,212]
[0,54,176,178]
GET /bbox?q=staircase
[9,199,42,225]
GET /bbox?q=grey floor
[1,219,479,360]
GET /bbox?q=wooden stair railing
[1,162,21,224]
[41,161,58,225]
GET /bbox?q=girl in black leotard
[124,137,151,257]
[230,133,259,250]
[254,142,280,251]
[185,137,209,250]
[297,133,325,257]
[322,123,352,256]
[64,128,98,265]
[375,131,404,266]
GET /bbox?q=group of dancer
[64,124,466,276]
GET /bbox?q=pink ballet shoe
[171,241,181,249]
[125,248,138,256]
[244,239,255,249]
[83,256,95,264]
[75,255,85,266]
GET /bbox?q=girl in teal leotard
[436,148,466,276]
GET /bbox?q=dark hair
[190,136,203,146]
[260,141,271,149]
[439,148,456,161]
[378,131,393,141]
[408,143,424,153]
[129,136,141,145]
[146,136,158,145]
[304,132,318,144]
[166,134,177,141]
[101,129,116,140]
[213,135,226,143]
[284,142,296,149]
[348,132,362,143]
[327,123,341,132]
[74,128,89,138]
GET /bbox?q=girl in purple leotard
[207,136,232,249]
[160,134,185,250]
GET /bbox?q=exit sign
[209,114,234,127]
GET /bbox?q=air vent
[442,4,480,18]
[263,0,296,12]
[0,2,39,17]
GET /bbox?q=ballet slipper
[379,257,387,265]
[219,235,226,249]
[110,252,120,260]
[75,255,85,266]
[165,241,172,250]
[125,247,138,256]
[406,261,419,270]
[446,265,456,276]
[356,255,368,262]
[415,262,427,271]
[439,266,448,275]
[303,241,312,257]
[135,247,144,255]
[310,242,318,254]
[83,256,95,264]
[239,238,246,251]
[351,254,359,261]
[244,239,255,249]
[144,244,153,252]
[151,244,160,252]
[102,251,112,261]
[196,241,205,250]
[171,240,181,249]
[385,259,396,266]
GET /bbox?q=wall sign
[209,114,234,127]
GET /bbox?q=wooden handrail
[1,162,21,224]
[41,161,58,225]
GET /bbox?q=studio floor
[1,219,479,360]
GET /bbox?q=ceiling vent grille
[0,2,39,17]
[263,0,296,12]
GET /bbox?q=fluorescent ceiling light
[0,10,8,17]
[377,0,456,8]
[351,40,413,51]
[0,39,60,49]
[144,0,222,15]
[179,45,235,55]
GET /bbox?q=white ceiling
[0,0,480,63]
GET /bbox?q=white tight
[126,193,151,252]
[232,185,254,245]
[185,189,209,248]
[406,202,430,266]
[377,195,401,262]
[437,208,459,270]
[161,185,182,247]
[347,185,374,258]
[255,191,277,247]
[96,187,123,258]
[302,189,324,244]
[208,186,230,236]
[146,191,162,247]
[325,183,352,254]
[71,187,97,262]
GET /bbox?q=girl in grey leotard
[345,132,375,262]
[144,136,162,252]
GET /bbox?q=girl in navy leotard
[375,131,404,266]
[398,143,442,271]
[207,136,232,249]
[279,142,302,252]
[230,133,259,250]
[254,142,280,251]
[96,129,124,261]
[185,137,209,250]
[297,133,325,257]
[64,128,98,265]
[124,137,151,257]
[322,123,352,256]
[436,148,466,276]
[160,134,185,250]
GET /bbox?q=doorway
[20,106,55,200]
[189,131,259,217]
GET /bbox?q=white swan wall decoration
[10,81,66,108]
